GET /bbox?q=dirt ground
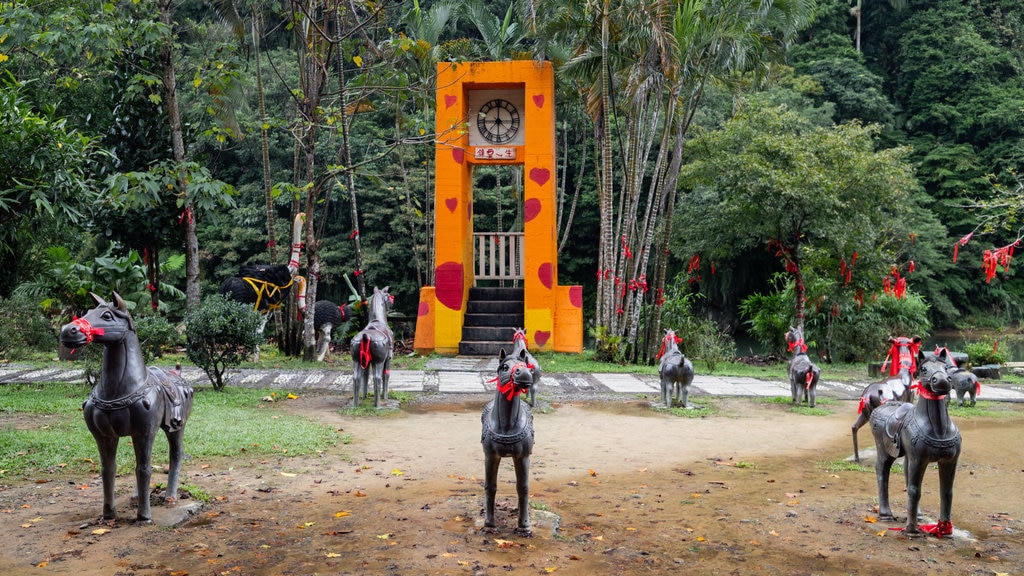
[2,392,1023,576]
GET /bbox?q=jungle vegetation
[0,0,1021,364]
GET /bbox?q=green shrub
[135,313,184,363]
[185,294,263,391]
[964,340,1007,366]
[0,293,56,360]
[590,325,623,363]
[738,274,792,357]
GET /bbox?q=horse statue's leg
[874,449,898,522]
[352,364,364,406]
[513,455,531,535]
[902,453,929,536]
[130,428,157,523]
[94,435,120,520]
[937,459,958,530]
[483,451,501,529]
[164,428,186,503]
[678,381,690,409]
[372,361,385,409]
[851,412,868,463]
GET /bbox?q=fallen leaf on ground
[325,552,341,558]
[377,533,391,539]
[334,511,350,518]
[91,528,110,535]
[286,393,297,399]
[391,468,404,476]
[863,515,877,523]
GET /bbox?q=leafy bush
[964,340,1007,366]
[590,325,623,363]
[659,284,736,371]
[808,292,932,363]
[738,274,792,357]
[135,314,184,363]
[0,293,56,360]
[185,294,263,391]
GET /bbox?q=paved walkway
[3,358,1024,403]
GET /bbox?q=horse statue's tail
[358,335,372,369]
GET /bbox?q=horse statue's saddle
[870,401,914,459]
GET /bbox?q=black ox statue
[870,348,961,538]
[59,293,194,523]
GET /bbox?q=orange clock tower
[413,60,583,355]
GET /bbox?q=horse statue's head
[785,326,807,354]
[658,329,682,359]
[369,286,393,320]
[59,292,135,349]
[914,348,953,400]
[495,348,534,400]
[886,335,922,376]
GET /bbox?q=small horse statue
[932,346,981,407]
[482,348,535,535]
[58,292,194,523]
[509,328,541,407]
[657,329,694,408]
[349,286,393,408]
[851,335,921,462]
[784,326,821,407]
[869,348,961,537]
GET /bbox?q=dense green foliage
[185,294,263,390]
[0,0,1022,365]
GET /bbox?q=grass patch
[0,383,343,477]
[655,399,718,418]
[339,394,404,417]
[819,459,872,473]
[947,401,1021,420]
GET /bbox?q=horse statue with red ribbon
[851,335,921,462]
[58,292,193,523]
[870,348,961,538]
[657,329,695,408]
[784,326,821,407]
[481,347,535,535]
[349,286,393,408]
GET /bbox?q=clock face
[477,99,521,144]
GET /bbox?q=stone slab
[594,373,657,394]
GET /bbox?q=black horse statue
[508,328,541,407]
[931,346,981,407]
[482,348,535,535]
[785,326,821,407]
[59,293,194,523]
[852,335,921,462]
[350,286,393,408]
[870,348,961,537]
[657,329,694,408]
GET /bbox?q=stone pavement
[3,357,1024,403]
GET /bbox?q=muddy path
[2,394,1022,575]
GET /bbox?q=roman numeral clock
[477,98,520,144]
[468,90,525,158]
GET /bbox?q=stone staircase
[458,287,524,356]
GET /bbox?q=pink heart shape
[569,285,583,308]
[418,301,430,317]
[538,262,553,289]
[452,148,464,164]
[534,331,550,347]
[529,167,550,187]
[435,261,464,311]
[445,198,458,213]
[444,94,457,109]
[533,94,545,108]
[524,198,541,223]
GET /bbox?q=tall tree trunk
[596,0,615,332]
[157,0,199,309]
